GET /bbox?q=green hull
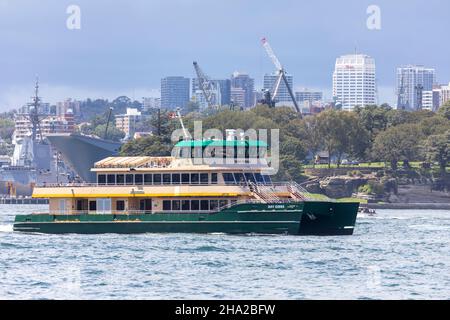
[13,201,359,236]
[299,201,359,235]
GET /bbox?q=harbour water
[0,205,449,300]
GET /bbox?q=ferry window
[181,200,190,211]
[200,173,209,184]
[116,174,125,185]
[245,173,256,183]
[140,199,152,213]
[234,173,245,184]
[135,174,143,185]
[262,175,272,184]
[254,173,264,183]
[209,200,218,211]
[163,200,171,211]
[200,200,209,211]
[181,173,190,184]
[107,174,116,185]
[144,174,152,185]
[76,199,85,211]
[230,199,237,205]
[153,174,162,185]
[172,200,181,211]
[172,174,181,184]
[116,200,125,211]
[219,200,228,208]
[191,173,199,185]
[222,173,235,185]
[191,200,200,211]
[163,174,171,185]
[98,174,106,185]
[211,173,218,184]
[89,201,97,211]
[126,174,134,185]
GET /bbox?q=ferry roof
[175,140,268,148]
[94,157,174,168]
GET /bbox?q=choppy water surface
[0,205,449,299]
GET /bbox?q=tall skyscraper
[231,72,254,108]
[332,54,377,111]
[396,65,436,111]
[263,73,294,104]
[161,76,190,110]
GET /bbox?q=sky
[0,0,449,111]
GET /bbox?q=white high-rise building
[421,91,434,111]
[333,54,377,111]
[396,65,436,111]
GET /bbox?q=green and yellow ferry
[13,139,358,235]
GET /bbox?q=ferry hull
[299,201,359,235]
[13,203,303,235]
[13,201,359,235]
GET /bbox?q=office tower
[333,54,377,111]
[161,76,190,110]
[396,65,436,110]
[231,72,255,108]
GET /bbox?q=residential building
[421,91,434,111]
[160,76,190,110]
[142,97,161,112]
[14,112,75,140]
[396,65,436,110]
[438,83,450,108]
[295,90,323,104]
[18,102,52,115]
[115,108,142,138]
[55,99,81,119]
[332,54,377,111]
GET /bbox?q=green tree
[437,102,450,120]
[120,135,173,157]
[372,124,423,170]
[423,131,450,173]
[354,105,390,142]
[315,110,370,167]
[419,116,450,136]
[94,124,125,142]
[0,118,15,143]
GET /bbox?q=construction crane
[104,107,114,140]
[193,61,217,109]
[260,38,301,115]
